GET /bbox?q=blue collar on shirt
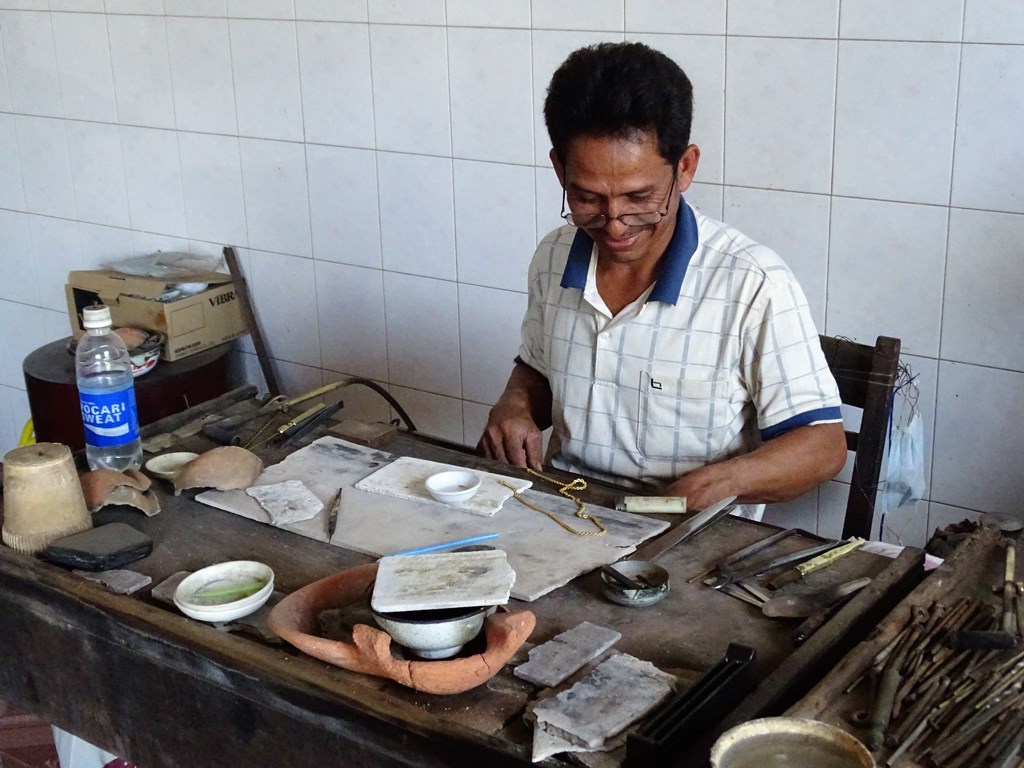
[559,196,699,305]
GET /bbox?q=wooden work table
[0,396,929,768]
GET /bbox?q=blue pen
[389,532,499,557]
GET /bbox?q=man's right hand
[476,363,552,471]
[477,406,544,471]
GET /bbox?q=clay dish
[268,563,535,695]
[174,446,263,495]
[80,468,156,513]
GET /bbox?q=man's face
[553,132,699,267]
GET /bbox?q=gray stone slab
[533,654,676,750]
[74,568,152,595]
[515,621,621,688]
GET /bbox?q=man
[478,42,847,518]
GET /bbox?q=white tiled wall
[1,1,1022,547]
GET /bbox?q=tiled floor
[0,700,59,768]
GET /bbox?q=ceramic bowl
[371,605,491,659]
[174,560,275,622]
[145,452,199,481]
[600,560,670,607]
[128,331,164,378]
[66,331,163,378]
[424,470,481,505]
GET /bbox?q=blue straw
[388,532,499,557]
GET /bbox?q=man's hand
[477,405,544,471]
[663,462,736,511]
[477,363,553,472]
[664,422,848,509]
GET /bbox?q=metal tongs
[703,529,842,591]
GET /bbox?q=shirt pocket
[636,367,728,462]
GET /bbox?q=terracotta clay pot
[268,563,535,695]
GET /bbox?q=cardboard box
[66,270,248,361]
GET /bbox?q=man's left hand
[663,463,736,511]
[663,422,847,509]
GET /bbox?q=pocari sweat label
[79,382,140,448]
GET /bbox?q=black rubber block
[42,522,153,571]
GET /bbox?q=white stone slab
[196,436,669,601]
[354,455,531,517]
[245,479,323,526]
[515,622,621,688]
[370,550,516,612]
[533,654,676,750]
[331,485,668,602]
[197,437,396,541]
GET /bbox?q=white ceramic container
[174,560,275,622]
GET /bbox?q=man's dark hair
[544,42,693,167]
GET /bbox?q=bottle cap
[82,305,112,329]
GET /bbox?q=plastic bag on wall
[881,374,927,512]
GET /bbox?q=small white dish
[145,452,199,481]
[371,605,491,659]
[173,560,274,623]
[425,470,481,505]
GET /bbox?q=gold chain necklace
[499,468,606,537]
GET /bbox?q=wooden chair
[818,335,902,540]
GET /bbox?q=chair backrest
[818,335,902,539]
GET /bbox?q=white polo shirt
[517,198,842,503]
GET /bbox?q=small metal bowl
[600,560,670,607]
[710,717,874,768]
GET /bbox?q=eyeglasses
[560,171,677,229]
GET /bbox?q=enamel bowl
[371,605,491,659]
[174,560,275,622]
[424,470,481,505]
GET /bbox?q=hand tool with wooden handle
[767,537,866,589]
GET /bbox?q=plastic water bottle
[75,305,143,471]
